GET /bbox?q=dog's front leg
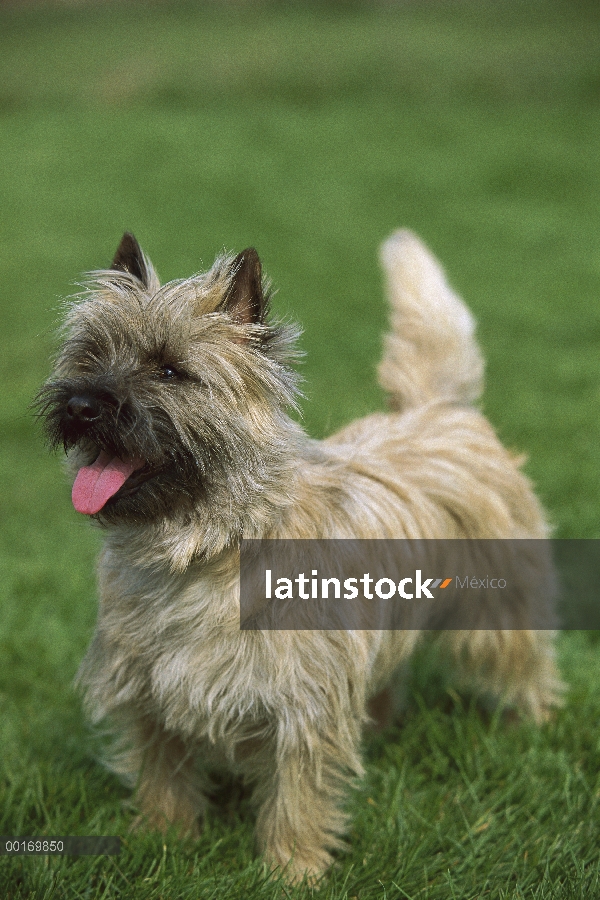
[123,716,205,837]
[254,731,357,884]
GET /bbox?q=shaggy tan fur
[39,230,562,884]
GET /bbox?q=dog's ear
[224,248,265,325]
[111,232,152,289]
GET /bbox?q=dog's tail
[378,230,484,409]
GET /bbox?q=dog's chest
[96,551,265,738]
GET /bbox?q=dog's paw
[264,849,333,887]
[509,673,567,725]
[129,810,201,840]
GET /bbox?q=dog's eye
[158,365,179,380]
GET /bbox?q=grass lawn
[1,0,600,896]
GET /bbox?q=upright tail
[377,230,484,410]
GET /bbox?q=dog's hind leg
[439,629,565,723]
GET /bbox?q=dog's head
[35,233,300,527]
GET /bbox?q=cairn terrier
[37,230,562,883]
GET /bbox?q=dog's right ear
[111,232,152,289]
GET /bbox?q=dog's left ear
[224,248,265,325]
[111,232,152,289]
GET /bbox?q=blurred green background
[1,1,600,897]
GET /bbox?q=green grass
[1,0,600,896]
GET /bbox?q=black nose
[66,394,101,422]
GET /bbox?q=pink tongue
[72,451,144,515]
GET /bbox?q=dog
[36,230,562,883]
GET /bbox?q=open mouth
[72,450,146,515]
